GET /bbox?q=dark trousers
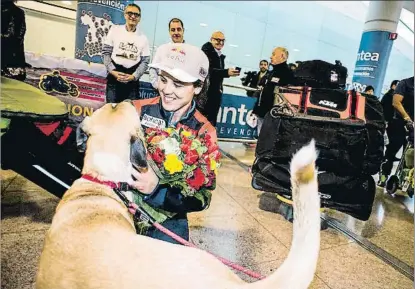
[146,218,189,245]
[202,90,222,126]
[381,119,407,175]
[106,80,141,103]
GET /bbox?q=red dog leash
[81,175,266,280]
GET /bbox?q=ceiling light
[199,23,207,27]
[229,44,238,48]
[293,48,300,52]
[245,54,251,57]
[61,1,72,5]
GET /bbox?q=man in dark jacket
[381,80,399,123]
[200,31,240,126]
[1,0,26,81]
[242,59,268,97]
[253,47,295,133]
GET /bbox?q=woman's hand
[129,165,159,195]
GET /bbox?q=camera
[241,70,255,83]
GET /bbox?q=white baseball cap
[149,43,209,83]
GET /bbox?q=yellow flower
[181,130,192,137]
[166,127,174,134]
[210,159,217,171]
[164,154,184,174]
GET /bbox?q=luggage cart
[385,126,414,198]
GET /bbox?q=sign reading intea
[356,50,380,62]
[351,31,395,97]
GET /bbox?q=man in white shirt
[149,18,185,89]
[102,3,150,103]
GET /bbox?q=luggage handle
[350,89,358,119]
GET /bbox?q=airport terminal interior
[1,1,414,289]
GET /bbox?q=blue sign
[75,0,133,63]
[351,31,395,97]
[215,94,258,140]
[139,81,158,99]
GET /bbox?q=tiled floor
[1,142,414,289]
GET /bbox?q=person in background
[200,31,240,126]
[150,18,185,89]
[381,80,400,124]
[1,0,26,81]
[242,59,268,97]
[102,3,150,103]
[253,47,295,133]
[130,43,215,244]
[364,85,375,95]
[168,17,185,44]
[378,76,414,187]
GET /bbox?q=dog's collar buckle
[117,182,130,191]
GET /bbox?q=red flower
[209,150,221,162]
[206,171,216,188]
[184,149,198,165]
[151,147,165,164]
[180,137,192,152]
[186,168,206,190]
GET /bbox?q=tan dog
[35,101,321,289]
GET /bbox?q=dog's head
[76,101,148,171]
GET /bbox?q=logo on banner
[356,50,380,62]
[216,96,258,140]
[351,31,394,96]
[38,70,80,98]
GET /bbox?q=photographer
[242,60,268,97]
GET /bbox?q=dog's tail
[245,140,321,289]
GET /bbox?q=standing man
[242,59,268,97]
[1,0,26,81]
[200,31,240,126]
[381,80,399,123]
[379,76,414,187]
[253,47,295,133]
[150,18,185,88]
[102,3,150,103]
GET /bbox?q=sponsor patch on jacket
[271,77,280,83]
[141,114,166,129]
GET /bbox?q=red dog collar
[81,174,126,190]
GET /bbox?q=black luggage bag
[251,87,385,221]
[294,60,348,89]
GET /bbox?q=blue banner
[139,81,158,99]
[75,0,133,63]
[215,94,258,140]
[351,31,395,97]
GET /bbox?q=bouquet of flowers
[145,124,221,197]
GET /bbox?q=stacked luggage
[294,59,348,89]
[251,81,385,221]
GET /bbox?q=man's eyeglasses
[125,11,141,18]
[212,38,225,44]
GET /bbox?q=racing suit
[132,96,218,244]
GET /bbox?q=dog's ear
[76,116,91,153]
[130,137,148,171]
